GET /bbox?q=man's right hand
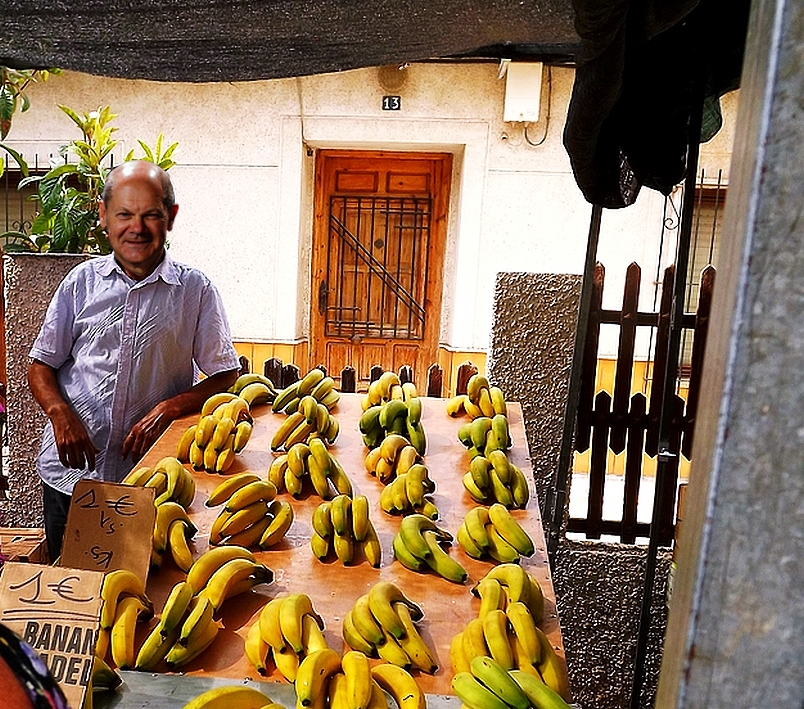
[28,359,99,470]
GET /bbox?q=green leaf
[0,143,29,176]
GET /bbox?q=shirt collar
[96,250,181,286]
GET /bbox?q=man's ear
[98,200,107,229]
[167,204,179,231]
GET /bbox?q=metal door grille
[324,195,432,340]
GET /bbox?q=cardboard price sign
[61,479,155,582]
[0,561,104,709]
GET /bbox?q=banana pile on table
[133,546,273,671]
[201,472,294,550]
[96,569,154,671]
[445,374,508,420]
[272,368,341,415]
[175,376,273,474]
[179,684,283,709]
[457,504,535,564]
[246,592,330,682]
[341,581,439,674]
[449,564,572,709]
[123,454,197,507]
[359,372,427,454]
[391,513,467,584]
[461,448,530,510]
[310,494,382,567]
[268,438,353,499]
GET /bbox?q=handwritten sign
[0,561,104,709]
[60,480,156,582]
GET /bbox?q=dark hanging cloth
[563,0,751,209]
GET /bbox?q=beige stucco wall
[6,65,736,360]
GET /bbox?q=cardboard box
[0,527,48,564]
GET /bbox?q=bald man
[28,161,240,561]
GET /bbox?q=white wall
[8,66,736,359]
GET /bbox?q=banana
[451,671,509,709]
[220,396,251,424]
[321,388,340,411]
[100,569,150,630]
[473,577,507,617]
[153,456,189,505]
[272,381,302,412]
[231,372,275,394]
[421,530,468,584]
[463,471,488,503]
[526,576,545,623]
[122,465,154,486]
[259,500,295,549]
[271,411,306,451]
[175,425,198,462]
[477,387,495,418]
[182,684,276,709]
[378,399,407,431]
[506,601,542,667]
[457,522,485,560]
[258,596,290,651]
[268,454,290,491]
[307,451,333,499]
[392,531,426,572]
[488,469,514,509]
[225,480,278,512]
[309,375,336,401]
[469,455,492,490]
[534,627,571,700]
[232,420,254,453]
[91,654,122,690]
[328,456,354,497]
[199,557,272,611]
[359,406,383,435]
[482,608,515,670]
[445,394,468,418]
[450,631,471,674]
[406,396,423,427]
[202,391,240,416]
[298,367,327,395]
[486,450,512,485]
[189,440,206,471]
[195,413,220,448]
[239,381,275,407]
[464,506,492,550]
[404,464,427,508]
[466,374,490,403]
[470,655,531,709]
[368,581,422,640]
[380,433,409,464]
[465,398,485,420]
[333,531,355,565]
[301,612,330,654]
[395,603,438,674]
[206,472,262,507]
[158,580,194,639]
[144,469,168,496]
[395,445,420,476]
[245,620,271,675]
[219,499,270,538]
[209,416,235,451]
[186,545,256,594]
[166,615,218,668]
[273,643,300,681]
[509,669,573,709]
[377,370,401,399]
[167,518,195,571]
[285,419,317,449]
[323,415,340,444]
[486,525,521,564]
[330,494,352,536]
[351,494,370,542]
[417,499,440,520]
[328,672,351,709]
[179,595,216,648]
[361,521,383,568]
[477,564,531,609]
[95,626,110,661]
[284,465,305,498]
[491,414,511,451]
[110,595,150,670]
[406,419,427,455]
[135,622,179,671]
[488,503,534,556]
[349,594,385,647]
[342,609,377,656]
[461,617,490,664]
[371,663,425,709]
[295,648,342,707]
[509,464,530,509]
[224,512,273,549]
[489,386,508,416]
[279,593,324,654]
[312,501,334,539]
[342,650,373,709]
[469,417,493,451]
[396,513,441,560]
[377,628,413,670]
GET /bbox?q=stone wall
[1,253,89,527]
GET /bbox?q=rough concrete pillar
[657,1,804,707]
[1,253,89,527]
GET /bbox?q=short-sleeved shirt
[30,251,240,494]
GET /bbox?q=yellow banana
[482,608,515,670]
[295,648,342,707]
[534,627,571,700]
[463,471,488,503]
[284,465,305,498]
[509,464,531,509]
[464,398,485,420]
[166,615,218,669]
[486,525,521,564]
[122,465,154,486]
[232,419,253,453]
[450,631,471,674]
[309,375,336,401]
[489,386,508,416]
[239,381,275,407]
[182,685,275,709]
[307,450,332,499]
[244,620,271,675]
[135,622,179,671]
[421,530,468,584]
[377,627,413,670]
[218,499,270,538]
[479,564,532,608]
[159,580,194,637]
[258,596,289,651]
[473,577,508,617]
[451,671,509,709]
[506,601,542,667]
[487,449,512,485]
[258,500,295,549]
[186,545,255,593]
[225,480,278,512]
[488,503,534,556]
[224,515,272,549]
[210,416,236,451]
[327,456,353,497]
[189,440,205,471]
[175,425,198,463]
[298,367,327,396]
[301,612,330,654]
[272,380,302,413]
[361,520,383,568]
[271,411,306,451]
[333,531,355,565]
[342,650,373,709]
[367,581,422,640]
[478,386,495,418]
[195,413,220,448]
[100,569,150,630]
[371,662,425,709]
[466,374,490,403]
[330,493,352,536]
[201,392,239,417]
[509,669,573,709]
[179,597,216,648]
[349,593,385,647]
[488,468,514,509]
[395,602,438,674]
[267,454,289,492]
[461,617,490,664]
[351,494,370,542]
[167,518,195,572]
[272,643,300,681]
[457,521,486,560]
[342,609,377,656]
[279,593,324,654]
[445,394,468,418]
[470,655,531,709]
[110,594,150,670]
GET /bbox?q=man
[28,160,240,561]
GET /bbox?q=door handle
[318,280,328,315]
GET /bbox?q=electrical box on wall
[503,62,543,122]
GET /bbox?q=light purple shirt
[30,251,240,493]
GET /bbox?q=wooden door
[310,150,452,388]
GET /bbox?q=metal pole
[630,81,704,709]
[547,202,602,565]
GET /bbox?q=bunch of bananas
[391,514,467,584]
[97,569,154,671]
[272,368,341,415]
[246,592,329,682]
[360,371,419,410]
[271,394,341,452]
[228,372,278,406]
[451,656,572,709]
[445,375,508,420]
[341,581,439,674]
[205,473,294,550]
[180,684,283,709]
[457,415,512,458]
[122,455,196,508]
[310,494,382,567]
[359,398,427,454]
[135,547,273,671]
[151,499,198,571]
[461,450,529,510]
[364,433,422,483]
[457,505,535,563]
[176,391,256,474]
[378,463,438,519]
[268,439,353,499]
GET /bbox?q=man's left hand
[122,407,170,462]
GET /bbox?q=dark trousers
[42,483,72,563]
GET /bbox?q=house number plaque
[382,96,401,110]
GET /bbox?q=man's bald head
[102,161,176,212]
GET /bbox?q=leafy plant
[0,66,61,141]
[1,104,178,253]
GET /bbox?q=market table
[98,393,566,708]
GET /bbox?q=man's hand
[28,360,99,470]
[122,405,170,463]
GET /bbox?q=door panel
[311,150,452,388]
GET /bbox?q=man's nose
[130,216,145,232]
